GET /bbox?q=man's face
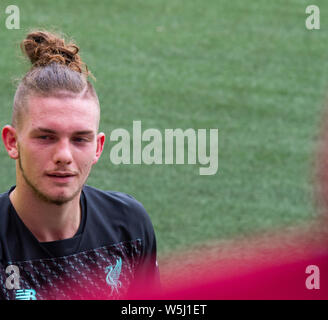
[14,93,105,205]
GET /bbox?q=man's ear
[93,132,105,164]
[2,125,19,160]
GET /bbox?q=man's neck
[9,186,82,243]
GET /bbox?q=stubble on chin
[17,153,82,206]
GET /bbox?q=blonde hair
[13,30,99,128]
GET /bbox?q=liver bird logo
[105,257,122,295]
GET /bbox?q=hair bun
[21,30,89,76]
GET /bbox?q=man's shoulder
[82,185,152,224]
[0,189,9,202]
[0,189,11,215]
[0,189,11,261]
[82,184,144,209]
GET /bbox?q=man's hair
[13,30,99,129]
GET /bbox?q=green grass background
[0,0,327,255]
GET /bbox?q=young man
[0,30,159,300]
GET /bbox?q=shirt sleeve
[123,194,161,297]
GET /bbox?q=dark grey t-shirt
[0,185,159,300]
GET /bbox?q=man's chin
[18,156,83,205]
[35,188,81,206]
[47,196,74,206]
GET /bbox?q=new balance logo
[15,289,37,300]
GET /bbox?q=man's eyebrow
[33,127,56,134]
[74,131,95,135]
[32,128,94,135]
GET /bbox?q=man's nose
[52,139,73,165]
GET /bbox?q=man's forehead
[23,95,100,131]
[25,94,100,124]
[27,93,99,112]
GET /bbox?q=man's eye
[73,137,88,143]
[38,136,52,140]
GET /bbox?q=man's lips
[45,172,77,182]
[46,172,76,177]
